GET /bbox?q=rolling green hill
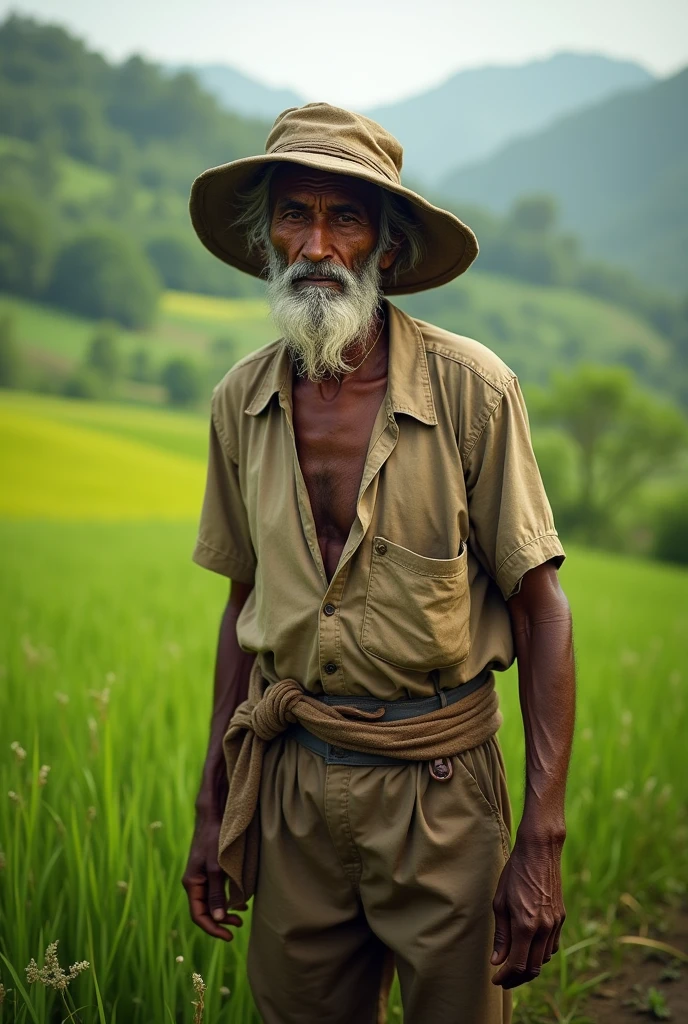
[0,389,208,519]
[400,272,674,392]
[440,67,688,293]
[0,290,275,389]
[176,63,304,122]
[367,52,652,185]
[2,274,677,405]
[0,14,269,196]
[0,132,187,218]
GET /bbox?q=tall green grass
[1,522,686,1022]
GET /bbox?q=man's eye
[337,214,356,223]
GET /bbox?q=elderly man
[183,103,575,1024]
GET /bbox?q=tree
[48,228,160,329]
[145,231,204,292]
[62,366,103,400]
[211,336,237,366]
[160,357,203,407]
[85,322,121,383]
[529,365,688,545]
[0,312,22,387]
[128,346,153,383]
[654,490,688,566]
[508,195,559,235]
[0,192,53,296]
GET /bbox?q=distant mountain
[173,63,304,123]
[366,52,654,183]
[440,67,688,293]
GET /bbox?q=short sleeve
[191,395,256,584]
[464,375,565,600]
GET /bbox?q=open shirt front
[192,299,566,700]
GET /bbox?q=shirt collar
[244,299,438,425]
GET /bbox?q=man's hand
[182,812,247,941]
[491,831,566,988]
[493,561,574,988]
[183,580,254,940]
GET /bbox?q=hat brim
[189,151,478,295]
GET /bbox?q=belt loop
[430,669,447,709]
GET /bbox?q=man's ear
[378,243,402,272]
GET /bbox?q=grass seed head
[25,940,90,991]
[10,741,27,762]
[38,764,51,786]
[88,687,111,720]
[192,972,206,1024]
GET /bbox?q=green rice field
[1,388,687,1022]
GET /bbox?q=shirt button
[330,746,345,758]
[323,603,336,616]
[324,662,337,675]
[375,541,387,555]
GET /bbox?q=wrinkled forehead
[269,164,382,216]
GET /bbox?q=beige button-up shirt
[192,299,565,700]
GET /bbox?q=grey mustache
[285,261,351,285]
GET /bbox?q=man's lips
[295,276,342,286]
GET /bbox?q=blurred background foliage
[1,10,687,1024]
[0,13,686,565]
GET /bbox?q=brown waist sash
[218,659,502,907]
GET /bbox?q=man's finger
[551,913,565,955]
[491,903,511,966]
[542,922,558,964]
[186,879,236,942]
[207,865,229,922]
[491,926,533,988]
[526,926,551,977]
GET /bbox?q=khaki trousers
[246,731,513,1024]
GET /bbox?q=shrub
[48,228,161,329]
[62,366,103,400]
[0,312,22,387]
[145,231,205,292]
[128,346,153,383]
[653,491,688,566]
[0,192,54,296]
[85,322,122,382]
[160,357,202,407]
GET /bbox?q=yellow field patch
[162,290,269,323]
[0,403,206,521]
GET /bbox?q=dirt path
[584,910,688,1023]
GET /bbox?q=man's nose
[299,222,333,264]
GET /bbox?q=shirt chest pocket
[360,536,471,671]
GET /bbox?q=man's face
[263,166,396,381]
[268,166,393,283]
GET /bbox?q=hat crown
[265,102,403,186]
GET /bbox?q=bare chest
[292,376,388,580]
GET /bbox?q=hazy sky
[4,0,688,107]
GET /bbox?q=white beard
[265,246,382,381]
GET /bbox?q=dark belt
[284,666,492,766]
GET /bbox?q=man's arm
[491,559,576,988]
[182,580,255,941]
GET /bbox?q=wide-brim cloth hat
[189,102,478,295]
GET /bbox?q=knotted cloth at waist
[218,660,503,906]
